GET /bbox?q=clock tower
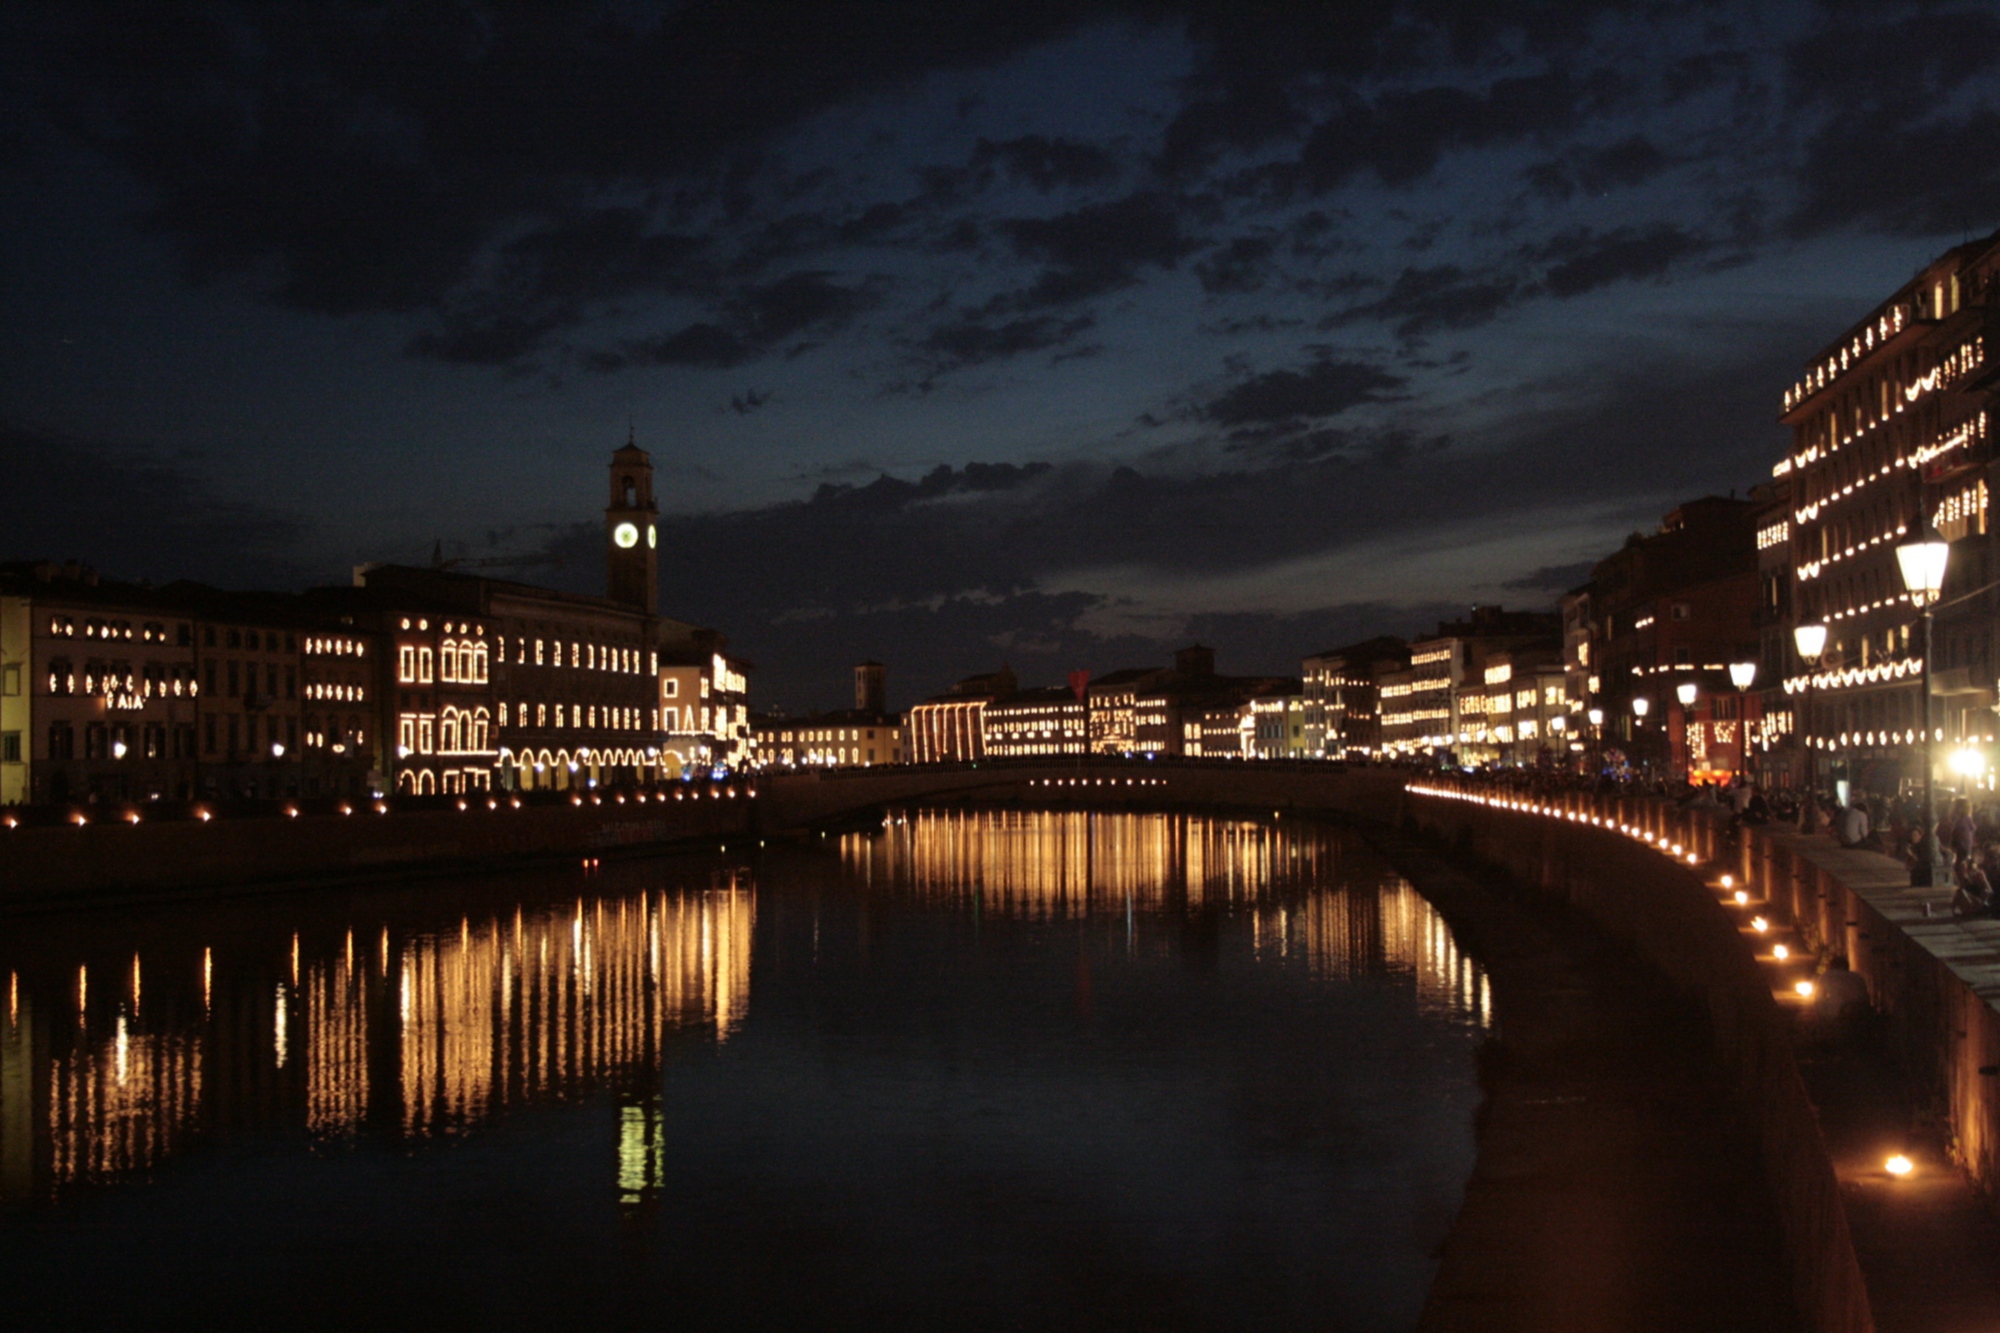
[606,430,658,611]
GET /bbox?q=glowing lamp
[1949,746,1986,778]
[1676,682,1698,707]
[1885,1155,1914,1177]
[1632,697,1650,719]
[1720,874,1735,889]
[1587,708,1604,727]
[1793,623,1828,664]
[1751,916,1770,933]
[112,740,128,759]
[1729,661,1758,692]
[1794,979,1815,998]
[270,742,286,758]
[1734,890,1750,905]
[1896,525,1951,605]
[1773,944,1790,961]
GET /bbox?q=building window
[419,647,434,683]
[228,661,240,697]
[399,646,416,683]
[1,732,19,763]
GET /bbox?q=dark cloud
[1503,560,1597,595]
[1525,134,1674,201]
[0,421,313,589]
[970,134,1119,191]
[23,3,1114,323]
[1292,69,1623,194]
[920,313,1096,370]
[593,271,881,372]
[1784,6,2000,237]
[1532,224,1709,298]
[1330,265,1520,337]
[730,388,771,415]
[1201,359,1405,427]
[1002,190,1202,308]
[1195,235,1277,293]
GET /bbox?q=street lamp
[1729,661,1758,781]
[1676,681,1698,781]
[1794,622,1828,830]
[1896,524,1952,888]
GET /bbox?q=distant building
[1381,607,1560,760]
[1085,667,1164,754]
[1301,636,1407,759]
[750,709,902,768]
[1573,498,1758,772]
[906,666,1016,763]
[983,686,1087,758]
[0,439,747,804]
[0,564,324,803]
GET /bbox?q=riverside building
[1776,229,2000,789]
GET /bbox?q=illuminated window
[441,642,459,683]
[419,647,434,683]
[418,717,434,754]
[399,646,416,683]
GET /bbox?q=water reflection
[2,873,752,1201]
[3,810,1492,1331]
[4,811,1484,1221]
[852,809,1489,1022]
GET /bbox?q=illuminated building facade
[1084,668,1160,754]
[1465,646,1567,767]
[1776,230,2000,786]
[907,666,1015,763]
[1301,636,1407,759]
[657,626,751,774]
[300,630,374,797]
[1572,498,1758,769]
[1,441,749,804]
[1380,608,1559,760]
[982,686,1087,757]
[0,563,319,804]
[749,710,903,767]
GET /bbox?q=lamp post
[1631,697,1650,779]
[1794,623,1828,830]
[1896,525,1951,888]
[1676,680,1698,780]
[1729,661,1758,781]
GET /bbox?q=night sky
[6,2,2000,710]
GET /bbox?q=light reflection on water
[3,810,1489,1331]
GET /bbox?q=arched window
[624,478,636,506]
[441,642,459,683]
[305,713,321,745]
[472,707,490,751]
[397,770,416,794]
[417,769,435,795]
[440,709,460,753]
[472,641,489,683]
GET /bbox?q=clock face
[647,523,657,549]
[614,522,639,549]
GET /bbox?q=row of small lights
[1406,781,1918,1181]
[1,783,757,829]
[1031,778,1167,788]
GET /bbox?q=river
[1,809,1489,1330]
